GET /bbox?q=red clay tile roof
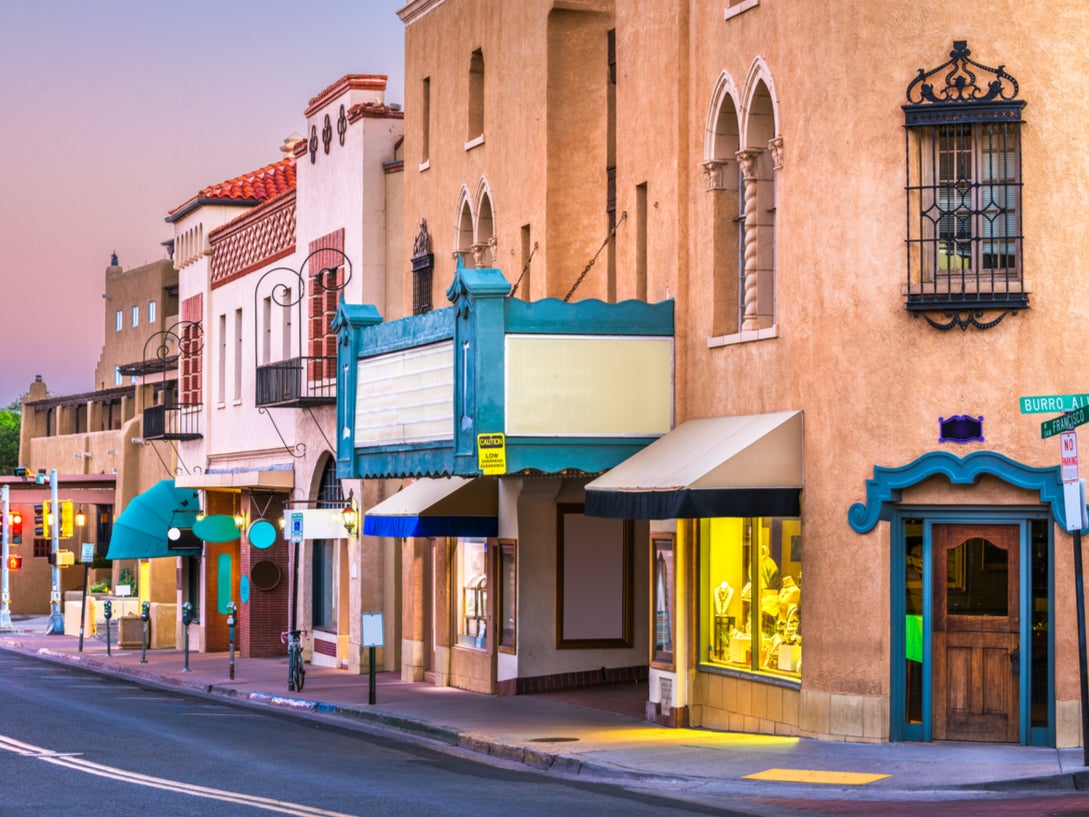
[167,157,296,221]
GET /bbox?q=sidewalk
[2,616,1088,808]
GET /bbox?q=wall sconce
[76,510,86,527]
[234,513,247,532]
[342,493,358,538]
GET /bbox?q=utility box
[119,615,149,649]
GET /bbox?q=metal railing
[143,403,203,440]
[255,356,337,407]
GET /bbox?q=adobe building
[341,0,1089,750]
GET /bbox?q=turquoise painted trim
[891,509,1053,746]
[356,306,455,358]
[504,296,674,335]
[848,450,1079,534]
[333,301,383,482]
[216,552,233,615]
[336,261,676,481]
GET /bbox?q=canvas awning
[363,477,498,538]
[584,411,803,520]
[107,479,203,559]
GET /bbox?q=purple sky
[0,0,405,407]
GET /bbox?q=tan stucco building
[334,0,1089,749]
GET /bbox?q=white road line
[1,733,364,817]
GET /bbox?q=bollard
[181,602,193,672]
[103,599,112,657]
[226,601,237,680]
[140,600,150,664]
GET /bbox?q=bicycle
[281,629,307,691]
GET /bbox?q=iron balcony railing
[143,403,203,441]
[255,356,337,407]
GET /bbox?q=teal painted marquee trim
[848,450,1076,533]
[336,261,676,481]
[504,296,674,335]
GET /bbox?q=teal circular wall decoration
[249,519,277,550]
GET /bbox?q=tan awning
[585,411,803,519]
[175,470,293,490]
[364,477,498,537]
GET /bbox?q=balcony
[143,403,202,441]
[256,356,336,408]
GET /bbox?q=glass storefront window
[701,516,801,678]
[456,537,488,649]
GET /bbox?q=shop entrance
[931,524,1020,742]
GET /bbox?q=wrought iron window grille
[902,41,1027,331]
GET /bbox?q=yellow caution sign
[477,433,506,475]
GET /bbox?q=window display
[456,537,488,649]
[700,517,801,678]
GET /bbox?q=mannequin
[713,580,734,615]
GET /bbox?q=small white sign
[80,542,94,563]
[1064,479,1089,533]
[1062,431,1080,483]
[361,612,384,647]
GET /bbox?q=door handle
[1009,648,1020,676]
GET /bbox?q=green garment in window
[906,614,923,664]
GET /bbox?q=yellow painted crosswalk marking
[743,768,890,785]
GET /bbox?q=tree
[0,407,19,475]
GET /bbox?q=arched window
[312,457,344,630]
[739,71,778,332]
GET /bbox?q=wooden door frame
[931,523,1020,742]
[890,511,1038,744]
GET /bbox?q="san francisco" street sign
[1042,406,1089,439]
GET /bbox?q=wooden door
[932,524,1020,742]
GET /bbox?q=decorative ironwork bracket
[258,407,306,459]
[913,308,1019,331]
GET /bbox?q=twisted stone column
[737,148,763,330]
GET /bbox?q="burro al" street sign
[1021,394,1089,414]
[1041,406,1089,439]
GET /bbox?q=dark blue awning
[585,412,803,520]
[363,477,498,538]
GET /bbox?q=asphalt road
[0,650,763,817]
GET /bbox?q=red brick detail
[169,158,296,217]
[180,294,203,405]
[306,228,345,378]
[313,637,337,657]
[238,492,289,658]
[209,191,297,289]
[305,74,388,118]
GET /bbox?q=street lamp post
[46,469,64,634]
[1,484,12,631]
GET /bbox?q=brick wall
[239,492,289,658]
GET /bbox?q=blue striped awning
[363,477,498,538]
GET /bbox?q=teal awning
[193,514,241,543]
[107,479,202,559]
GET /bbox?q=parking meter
[226,601,237,680]
[103,599,113,656]
[181,602,193,672]
[139,600,150,663]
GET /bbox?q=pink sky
[0,0,405,407]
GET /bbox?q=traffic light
[6,555,21,571]
[33,503,50,538]
[47,549,75,568]
[60,501,74,539]
[11,511,22,544]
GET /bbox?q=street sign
[1062,431,1080,483]
[1042,406,1089,439]
[1022,394,1089,414]
[80,542,94,563]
